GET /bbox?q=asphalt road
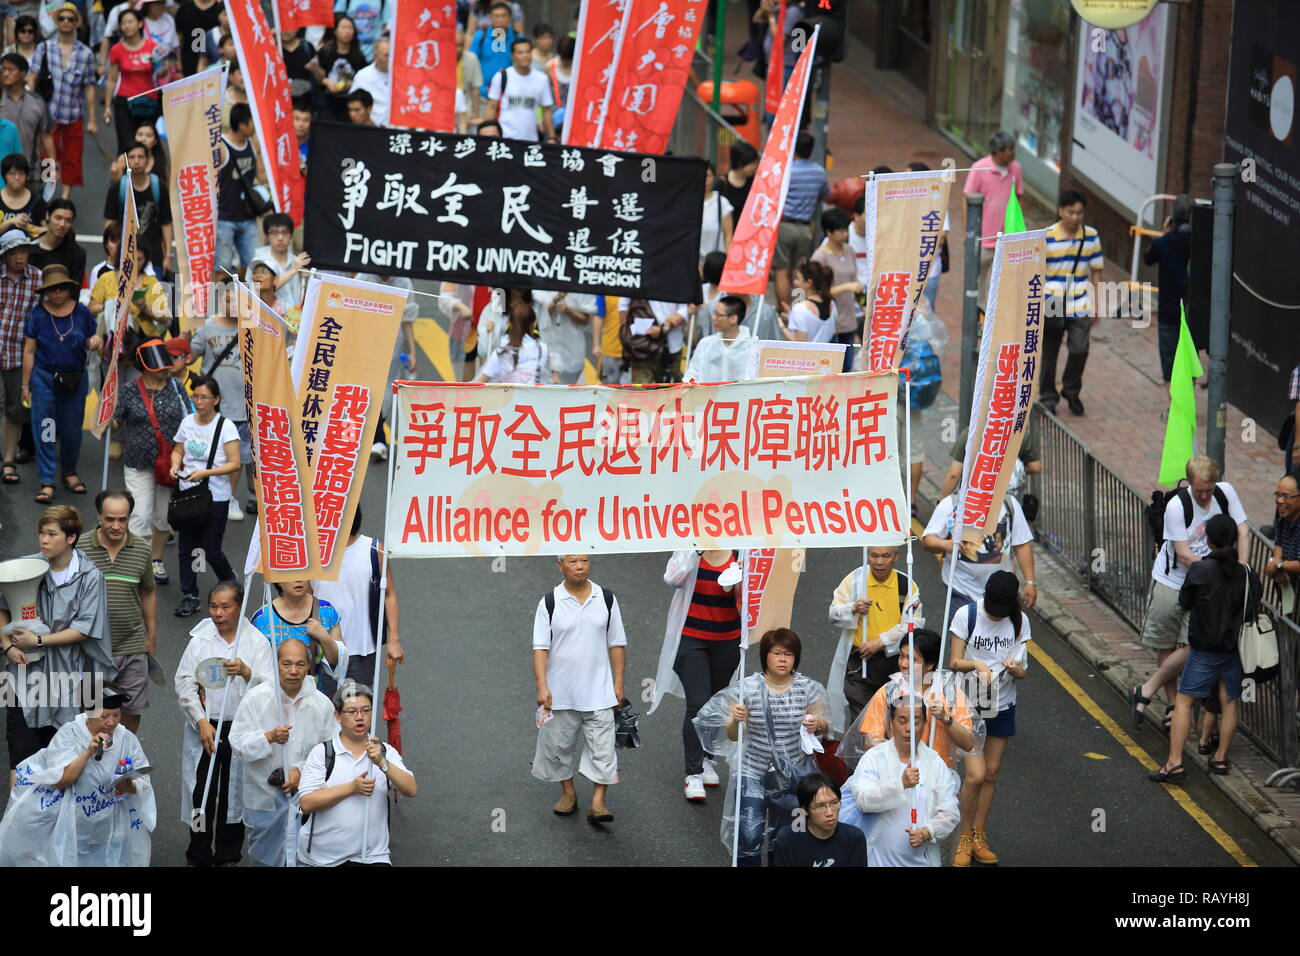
[0,126,1290,866]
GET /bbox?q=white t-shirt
[923,493,1033,600]
[786,299,836,343]
[649,300,688,355]
[296,733,412,866]
[351,64,391,126]
[699,191,735,256]
[480,334,550,383]
[172,414,241,502]
[1150,482,1247,590]
[849,226,868,287]
[534,289,597,375]
[487,66,553,142]
[532,583,627,712]
[948,599,1031,711]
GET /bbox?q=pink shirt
[964,156,1024,249]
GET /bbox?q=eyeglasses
[810,799,841,812]
[17,27,34,33]
[57,14,77,22]
[1274,492,1300,500]
[341,706,372,716]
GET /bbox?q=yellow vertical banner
[92,187,140,438]
[959,229,1048,545]
[291,274,408,579]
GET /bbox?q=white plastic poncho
[691,672,828,860]
[842,737,959,867]
[230,676,337,866]
[649,550,700,715]
[837,669,986,773]
[826,567,924,736]
[0,714,155,866]
[174,618,276,825]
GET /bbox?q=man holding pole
[174,580,274,866]
[230,638,336,866]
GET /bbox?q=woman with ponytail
[474,301,556,384]
[1149,513,1262,783]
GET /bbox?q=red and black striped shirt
[683,552,741,641]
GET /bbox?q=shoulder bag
[167,415,226,527]
[1237,563,1279,683]
[136,378,177,487]
[758,680,813,810]
[1046,235,1085,334]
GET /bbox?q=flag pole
[101,426,111,491]
[904,370,917,826]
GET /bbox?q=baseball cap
[983,570,1021,618]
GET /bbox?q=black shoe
[1066,397,1085,416]
[174,594,201,618]
[246,497,258,516]
[1147,764,1186,784]
[13,447,33,464]
[1038,399,1058,415]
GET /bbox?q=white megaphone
[0,557,50,664]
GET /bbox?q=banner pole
[101,426,111,492]
[361,381,400,863]
[904,371,916,822]
[732,721,743,868]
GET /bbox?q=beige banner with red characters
[92,187,140,439]
[564,0,632,148]
[860,169,952,372]
[391,0,459,131]
[241,294,325,582]
[958,229,1047,545]
[229,0,305,223]
[290,275,408,577]
[599,0,706,153]
[720,27,818,295]
[388,370,907,558]
[161,66,223,331]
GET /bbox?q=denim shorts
[984,703,1017,738]
[1178,647,1244,701]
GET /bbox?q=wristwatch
[1024,580,1036,586]
[941,713,954,727]
[379,760,391,775]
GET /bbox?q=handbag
[36,41,54,102]
[1236,564,1279,683]
[52,369,83,395]
[1046,235,1085,334]
[137,379,176,487]
[618,299,663,364]
[235,160,273,218]
[167,415,225,527]
[758,681,812,809]
[127,94,160,120]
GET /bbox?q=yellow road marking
[910,517,1257,867]
[1083,752,1109,760]
[412,318,455,383]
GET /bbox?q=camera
[266,767,285,788]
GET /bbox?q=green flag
[1158,305,1204,485]
[1004,183,1027,233]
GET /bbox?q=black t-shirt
[217,135,256,223]
[282,39,318,83]
[719,176,752,225]
[175,0,224,76]
[102,174,172,266]
[30,233,87,286]
[771,822,868,867]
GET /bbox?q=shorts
[774,220,814,271]
[123,464,172,536]
[52,121,85,187]
[1138,580,1189,650]
[112,653,150,714]
[1,366,29,425]
[1178,648,1243,701]
[903,405,924,463]
[531,707,618,785]
[984,703,1016,738]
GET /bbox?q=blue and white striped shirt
[1044,223,1104,317]
[784,159,829,223]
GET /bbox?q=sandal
[1129,685,1152,729]
[1,461,17,484]
[1161,705,1175,732]
[1147,764,1186,784]
[1198,733,1220,755]
[61,474,87,494]
[1209,759,1230,775]
[34,484,54,503]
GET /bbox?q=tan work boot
[552,793,577,816]
[972,827,999,865]
[953,831,973,867]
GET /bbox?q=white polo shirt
[532,582,627,712]
[296,733,413,866]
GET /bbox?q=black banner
[1222,0,1300,431]
[303,123,706,303]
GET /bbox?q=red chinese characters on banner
[256,402,310,570]
[391,0,458,132]
[719,27,818,296]
[279,0,334,31]
[961,343,1021,528]
[228,0,304,223]
[764,0,786,115]
[312,384,369,566]
[744,549,776,628]
[93,187,139,437]
[564,0,631,148]
[865,271,910,372]
[599,0,706,154]
[177,163,215,315]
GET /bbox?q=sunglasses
[57,14,77,22]
[17,27,34,33]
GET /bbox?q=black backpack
[1146,482,1229,572]
[302,739,391,853]
[543,586,616,634]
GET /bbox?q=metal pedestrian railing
[1028,404,1300,769]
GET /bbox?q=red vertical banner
[764,0,786,115]
[279,0,335,31]
[228,0,305,223]
[599,0,706,154]
[719,26,818,296]
[390,0,459,132]
[563,0,632,148]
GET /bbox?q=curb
[911,475,1300,866]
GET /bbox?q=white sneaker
[370,441,388,462]
[701,758,720,787]
[227,499,244,522]
[684,775,706,801]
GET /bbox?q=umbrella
[383,661,403,755]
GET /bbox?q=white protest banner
[389,371,907,557]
